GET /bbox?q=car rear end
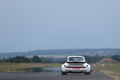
[61,56,91,75]
[63,62,90,73]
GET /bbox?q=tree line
[84,55,120,63]
[0,55,65,63]
[0,55,120,63]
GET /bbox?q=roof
[99,58,116,63]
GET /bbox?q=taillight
[64,65,68,68]
[65,66,68,68]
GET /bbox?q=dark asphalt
[0,72,114,80]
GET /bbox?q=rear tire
[85,72,91,75]
[61,71,67,75]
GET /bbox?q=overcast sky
[0,0,120,53]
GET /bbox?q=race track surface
[0,72,113,80]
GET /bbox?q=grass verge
[0,63,61,73]
[93,63,120,80]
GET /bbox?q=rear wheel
[85,72,91,75]
[61,71,67,75]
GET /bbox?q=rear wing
[67,56,86,62]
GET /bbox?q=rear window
[69,57,84,62]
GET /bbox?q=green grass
[0,63,61,73]
[93,63,120,79]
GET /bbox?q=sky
[0,0,120,53]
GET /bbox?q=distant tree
[84,55,103,63]
[111,55,120,62]
[31,55,41,63]
[44,58,53,63]
[0,59,4,63]
[55,58,67,63]
[40,57,53,63]
[4,56,31,63]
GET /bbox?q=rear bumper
[63,68,90,73]
[64,71,87,73]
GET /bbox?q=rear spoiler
[66,62,86,63]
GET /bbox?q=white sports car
[61,56,91,75]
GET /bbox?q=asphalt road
[0,71,114,80]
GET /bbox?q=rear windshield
[69,57,84,62]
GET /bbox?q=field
[93,63,120,80]
[0,63,61,73]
